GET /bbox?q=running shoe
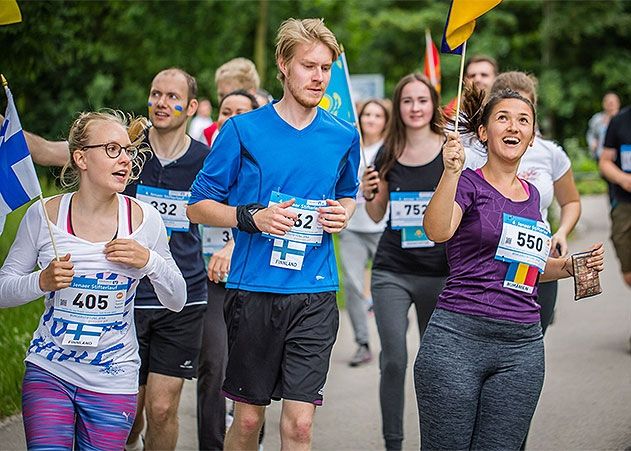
[349,344,372,367]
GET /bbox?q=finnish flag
[62,323,103,347]
[0,83,41,234]
[270,239,306,271]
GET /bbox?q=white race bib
[390,191,433,229]
[620,144,631,172]
[495,213,551,272]
[136,185,190,233]
[53,276,128,347]
[263,191,326,245]
[202,226,233,256]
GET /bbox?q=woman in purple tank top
[414,87,604,450]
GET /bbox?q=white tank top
[25,193,142,394]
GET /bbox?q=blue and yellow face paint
[147,101,153,113]
[173,105,184,117]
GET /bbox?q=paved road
[1,195,630,450]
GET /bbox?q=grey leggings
[415,308,544,451]
[371,269,446,451]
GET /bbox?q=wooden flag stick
[453,40,468,132]
[39,193,60,261]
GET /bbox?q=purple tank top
[436,168,543,323]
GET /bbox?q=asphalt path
[1,194,630,450]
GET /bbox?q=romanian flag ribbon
[441,0,502,54]
[503,262,539,294]
[423,29,441,94]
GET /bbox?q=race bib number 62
[263,191,326,245]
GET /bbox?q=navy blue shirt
[604,106,631,204]
[124,135,208,308]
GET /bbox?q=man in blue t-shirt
[188,18,360,450]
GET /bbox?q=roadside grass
[0,177,59,418]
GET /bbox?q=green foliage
[0,178,60,418]
[1,0,629,148]
[0,0,626,417]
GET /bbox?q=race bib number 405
[136,185,191,233]
[53,276,128,346]
[263,191,326,245]
[390,191,433,229]
[495,213,551,272]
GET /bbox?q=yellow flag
[443,0,501,52]
[0,0,22,26]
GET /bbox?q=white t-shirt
[188,116,213,144]
[347,140,388,233]
[0,193,186,394]
[464,135,571,226]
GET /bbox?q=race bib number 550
[495,213,551,272]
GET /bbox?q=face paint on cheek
[173,105,184,117]
[147,101,153,113]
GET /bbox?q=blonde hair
[215,58,260,92]
[491,71,538,105]
[60,110,151,190]
[275,18,341,83]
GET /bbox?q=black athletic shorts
[135,304,206,385]
[222,290,339,406]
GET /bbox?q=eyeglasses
[81,142,139,159]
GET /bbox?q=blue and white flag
[319,52,357,125]
[0,82,42,234]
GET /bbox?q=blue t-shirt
[190,103,360,294]
[124,135,208,308]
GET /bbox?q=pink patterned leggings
[22,363,137,450]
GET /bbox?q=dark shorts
[611,202,631,273]
[135,304,206,385]
[222,290,339,406]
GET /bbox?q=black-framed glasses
[81,142,139,159]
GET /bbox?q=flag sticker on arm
[269,239,307,271]
[0,80,42,232]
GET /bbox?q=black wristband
[236,203,265,233]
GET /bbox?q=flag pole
[425,29,437,88]
[1,74,60,261]
[453,40,467,133]
[38,193,60,261]
[339,46,368,168]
